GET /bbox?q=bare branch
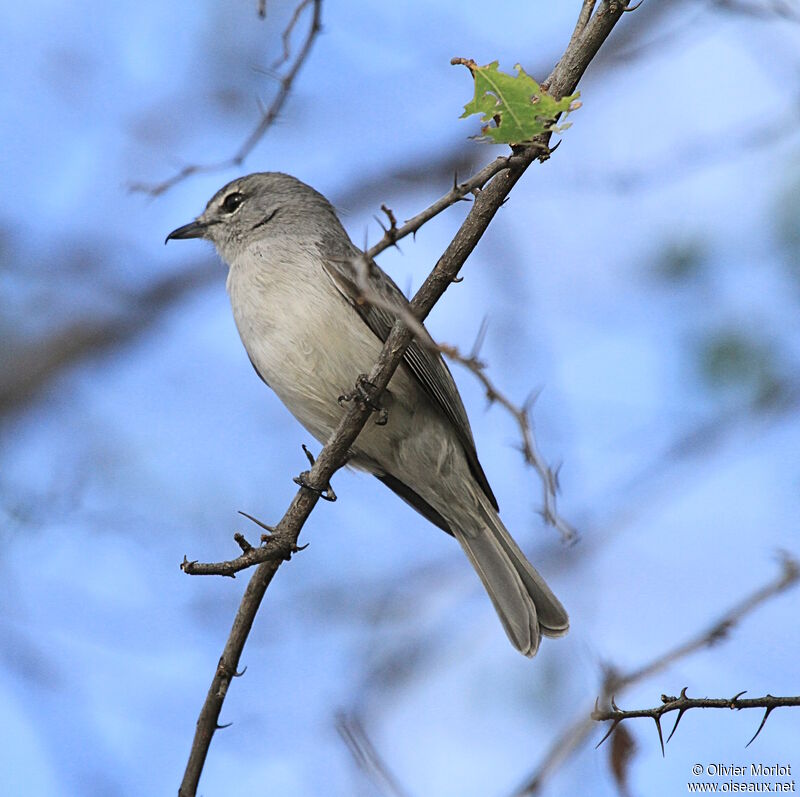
[132,0,322,196]
[366,151,532,260]
[350,250,437,348]
[180,514,310,577]
[178,4,632,794]
[511,553,800,795]
[592,690,800,753]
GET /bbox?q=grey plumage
[166,171,568,656]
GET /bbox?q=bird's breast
[225,247,386,441]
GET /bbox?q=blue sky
[2,2,800,795]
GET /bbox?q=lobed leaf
[455,59,580,145]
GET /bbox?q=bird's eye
[221,192,245,213]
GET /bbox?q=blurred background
[2,1,800,795]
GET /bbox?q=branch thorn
[238,510,276,534]
[653,714,665,757]
[666,708,687,744]
[595,719,620,749]
[745,705,775,748]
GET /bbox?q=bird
[166,171,568,656]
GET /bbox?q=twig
[180,514,309,577]
[593,690,800,752]
[178,4,631,795]
[366,149,544,262]
[511,552,800,795]
[132,0,322,196]
[439,340,578,543]
[271,0,312,68]
[335,711,414,797]
[350,248,437,348]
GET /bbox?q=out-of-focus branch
[178,4,632,795]
[711,0,800,22]
[510,553,800,796]
[131,0,322,196]
[606,552,799,693]
[0,260,219,416]
[593,690,800,751]
[271,0,313,67]
[336,711,413,797]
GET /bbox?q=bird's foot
[293,470,337,501]
[338,374,388,425]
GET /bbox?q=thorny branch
[593,690,800,752]
[178,3,634,795]
[180,512,308,577]
[365,146,552,262]
[439,339,578,543]
[510,553,800,796]
[132,0,322,196]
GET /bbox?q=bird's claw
[338,374,389,425]
[293,470,337,502]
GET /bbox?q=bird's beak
[165,219,210,244]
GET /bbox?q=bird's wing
[317,234,499,510]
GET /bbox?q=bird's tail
[451,493,568,657]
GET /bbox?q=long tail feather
[451,493,568,656]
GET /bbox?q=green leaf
[454,59,579,145]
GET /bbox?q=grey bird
[166,172,568,656]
